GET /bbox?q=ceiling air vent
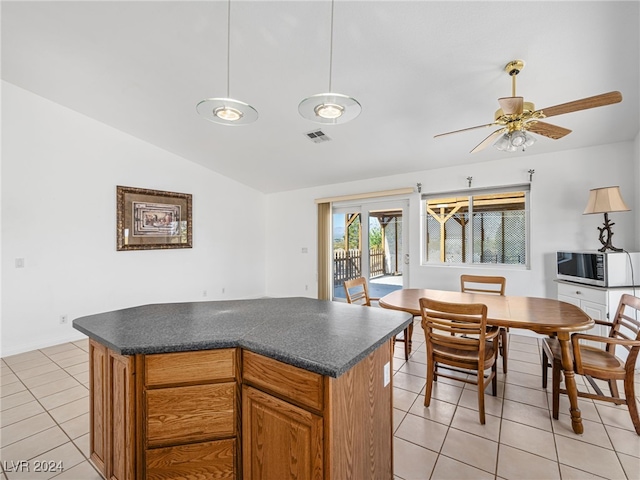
[305,130,331,144]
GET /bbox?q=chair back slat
[609,294,640,354]
[420,298,488,353]
[460,275,506,296]
[343,277,371,307]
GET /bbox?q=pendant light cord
[328,0,334,92]
[226,0,231,98]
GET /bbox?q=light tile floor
[1,328,639,479]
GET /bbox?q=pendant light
[196,0,258,126]
[298,0,361,124]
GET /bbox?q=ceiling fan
[434,60,622,153]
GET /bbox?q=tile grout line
[1,347,95,478]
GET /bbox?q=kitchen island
[73,297,413,480]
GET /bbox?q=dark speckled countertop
[72,297,413,377]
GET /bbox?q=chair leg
[609,378,620,399]
[623,374,640,435]
[404,323,414,360]
[500,328,508,373]
[424,358,434,407]
[541,349,549,389]
[477,377,486,425]
[491,363,497,396]
[551,359,561,420]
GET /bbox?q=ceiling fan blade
[539,91,622,118]
[498,97,523,115]
[527,121,572,139]
[434,122,500,138]
[470,129,506,154]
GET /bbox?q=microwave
[556,251,640,287]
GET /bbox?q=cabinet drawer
[557,283,607,305]
[242,350,324,412]
[147,382,235,447]
[146,438,235,480]
[145,349,236,387]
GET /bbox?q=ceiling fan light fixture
[510,130,527,147]
[494,133,514,152]
[493,130,536,152]
[523,132,536,148]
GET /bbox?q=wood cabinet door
[146,438,236,480]
[89,340,107,477]
[242,386,323,480]
[107,350,135,480]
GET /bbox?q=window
[422,185,529,266]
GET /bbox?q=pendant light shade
[298,0,360,124]
[197,98,258,126]
[197,0,257,126]
[298,93,361,125]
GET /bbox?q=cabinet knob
[575,291,581,295]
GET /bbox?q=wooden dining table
[379,288,594,434]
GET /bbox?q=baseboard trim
[1,331,88,358]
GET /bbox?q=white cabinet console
[556,280,637,355]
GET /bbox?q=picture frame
[116,185,192,251]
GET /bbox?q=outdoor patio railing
[333,249,385,286]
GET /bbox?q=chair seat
[576,345,626,378]
[544,337,625,378]
[433,342,497,370]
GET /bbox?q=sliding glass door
[332,200,408,300]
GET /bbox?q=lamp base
[596,212,623,252]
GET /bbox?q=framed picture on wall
[116,185,192,251]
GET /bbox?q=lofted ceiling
[2,1,638,194]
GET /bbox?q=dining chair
[419,297,500,424]
[460,274,509,373]
[343,277,414,360]
[542,293,640,434]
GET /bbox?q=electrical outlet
[383,361,390,387]
[60,315,68,325]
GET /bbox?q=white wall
[635,132,640,251]
[1,82,267,356]
[265,141,637,301]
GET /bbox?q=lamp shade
[583,186,630,215]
